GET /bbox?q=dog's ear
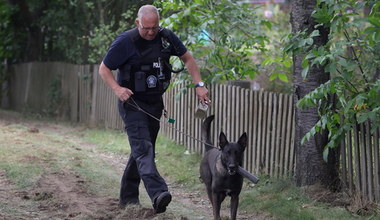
[219,132,228,150]
[238,132,247,151]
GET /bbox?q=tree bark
[291,0,339,189]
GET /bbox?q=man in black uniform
[98,5,209,214]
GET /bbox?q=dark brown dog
[199,115,247,220]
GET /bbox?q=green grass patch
[239,176,375,220]
[79,128,130,154]
[0,120,122,197]
[155,135,203,189]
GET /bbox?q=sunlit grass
[0,121,121,196]
[239,176,372,220]
[155,135,203,190]
[79,128,130,154]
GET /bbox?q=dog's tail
[202,115,215,152]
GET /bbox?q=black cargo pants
[118,98,168,206]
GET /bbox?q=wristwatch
[195,81,205,88]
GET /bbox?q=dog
[199,115,247,220]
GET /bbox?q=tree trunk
[291,0,339,190]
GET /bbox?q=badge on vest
[161,37,171,49]
[146,75,157,88]
[153,62,161,69]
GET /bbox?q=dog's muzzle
[228,165,237,175]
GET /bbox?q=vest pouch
[118,64,131,87]
[134,71,146,92]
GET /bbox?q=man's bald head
[138,5,160,21]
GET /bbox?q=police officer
[98,5,209,214]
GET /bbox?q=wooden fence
[340,122,380,202]
[162,83,295,177]
[4,62,380,202]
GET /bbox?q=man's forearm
[181,52,202,84]
[99,62,120,92]
[186,57,202,84]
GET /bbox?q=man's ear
[135,19,139,27]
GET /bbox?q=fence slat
[354,124,362,192]
[365,121,374,202]
[270,93,277,176]
[360,123,368,198]
[284,95,294,175]
[347,129,354,194]
[374,129,380,201]
[265,92,273,175]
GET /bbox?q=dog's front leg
[212,193,224,220]
[230,195,239,220]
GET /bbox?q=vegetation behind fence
[5,62,379,202]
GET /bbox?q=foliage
[1,0,150,64]
[0,1,17,104]
[0,2,17,61]
[155,0,270,86]
[284,0,380,157]
[38,1,96,64]
[260,5,293,93]
[88,11,135,64]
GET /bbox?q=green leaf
[305,38,314,45]
[301,65,309,78]
[283,60,292,68]
[269,73,278,81]
[374,30,380,42]
[305,52,316,60]
[310,30,320,38]
[278,73,288,82]
[302,59,309,68]
[357,113,368,123]
[323,147,329,162]
[325,62,337,73]
[368,17,380,27]
[262,58,273,65]
[261,20,272,29]
[364,27,377,34]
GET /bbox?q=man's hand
[98,62,134,102]
[180,52,211,105]
[196,86,211,105]
[114,86,134,102]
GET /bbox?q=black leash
[125,97,260,184]
[125,97,217,149]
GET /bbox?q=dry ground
[0,111,265,220]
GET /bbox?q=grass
[79,127,130,154]
[239,177,356,220]
[0,119,122,197]
[155,135,202,187]
[0,110,379,219]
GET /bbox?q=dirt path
[0,111,263,220]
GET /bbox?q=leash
[125,97,217,149]
[125,97,260,184]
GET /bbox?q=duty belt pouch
[134,71,146,92]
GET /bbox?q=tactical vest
[117,27,175,102]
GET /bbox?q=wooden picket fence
[4,62,380,202]
[340,122,380,202]
[161,83,295,177]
